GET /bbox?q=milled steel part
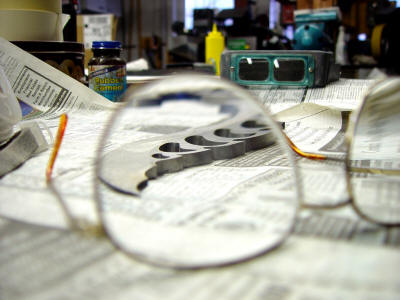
[99,108,277,195]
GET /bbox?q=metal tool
[99,99,277,195]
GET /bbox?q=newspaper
[303,79,374,111]
[0,37,115,119]
[248,78,374,113]
[247,86,306,114]
[1,217,399,300]
[1,54,399,299]
[275,103,347,155]
[0,101,228,229]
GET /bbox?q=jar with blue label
[88,41,127,102]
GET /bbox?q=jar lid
[92,41,121,49]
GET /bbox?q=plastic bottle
[205,24,225,75]
[88,41,127,102]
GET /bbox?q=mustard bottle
[205,24,225,75]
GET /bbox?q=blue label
[88,65,127,101]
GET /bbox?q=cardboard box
[297,0,337,9]
[76,14,118,67]
[297,0,313,9]
[313,0,337,8]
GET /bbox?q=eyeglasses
[46,74,400,269]
[345,77,400,226]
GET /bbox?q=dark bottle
[88,41,127,102]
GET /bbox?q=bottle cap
[92,41,121,49]
[208,23,223,38]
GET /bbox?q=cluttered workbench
[1,37,400,299]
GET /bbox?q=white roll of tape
[0,9,63,41]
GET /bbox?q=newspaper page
[0,100,231,229]
[272,103,349,206]
[1,62,399,298]
[275,103,347,156]
[249,79,374,114]
[303,79,374,111]
[0,96,300,267]
[350,173,400,222]
[0,87,387,231]
[1,216,399,300]
[247,85,306,114]
[0,97,381,243]
[0,37,115,119]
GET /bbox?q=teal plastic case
[231,53,315,87]
[220,50,340,88]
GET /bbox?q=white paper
[82,14,113,49]
[1,70,399,299]
[304,79,374,111]
[0,37,115,119]
[248,86,305,114]
[1,217,399,300]
[249,79,374,113]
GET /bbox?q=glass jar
[88,41,127,102]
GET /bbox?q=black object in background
[62,0,79,42]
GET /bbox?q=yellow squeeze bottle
[205,23,225,75]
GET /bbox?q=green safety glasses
[220,50,340,87]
